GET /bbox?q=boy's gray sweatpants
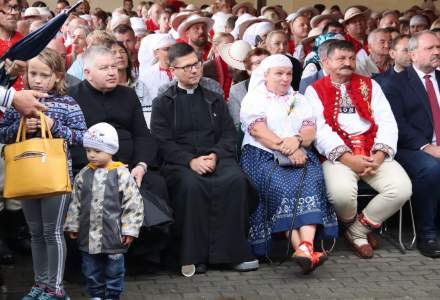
[21,194,70,293]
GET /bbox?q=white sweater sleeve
[0,86,14,109]
[304,85,350,161]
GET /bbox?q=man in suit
[374,35,411,89]
[382,31,440,258]
[299,39,334,94]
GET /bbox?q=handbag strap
[15,111,53,143]
[39,111,53,139]
[16,117,25,143]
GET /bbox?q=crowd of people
[0,0,440,299]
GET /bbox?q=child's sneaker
[37,290,70,300]
[22,285,44,300]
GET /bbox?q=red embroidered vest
[311,74,378,155]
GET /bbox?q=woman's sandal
[292,241,328,274]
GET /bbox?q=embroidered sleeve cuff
[300,118,316,130]
[247,117,267,133]
[328,145,352,162]
[372,143,395,158]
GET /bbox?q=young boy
[64,122,144,300]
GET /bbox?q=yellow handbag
[2,112,72,199]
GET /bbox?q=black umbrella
[0,0,84,87]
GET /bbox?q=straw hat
[36,7,52,18]
[301,27,322,44]
[181,4,200,13]
[343,7,371,24]
[23,7,41,19]
[171,12,194,31]
[218,40,252,70]
[296,6,320,18]
[238,18,268,40]
[232,2,254,16]
[310,14,336,28]
[177,14,214,37]
[261,6,287,20]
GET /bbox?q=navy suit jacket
[382,66,439,150]
[372,66,397,90]
[299,70,325,94]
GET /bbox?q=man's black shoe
[418,239,440,258]
[195,264,207,274]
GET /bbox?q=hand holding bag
[2,112,71,199]
[273,151,294,167]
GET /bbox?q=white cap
[130,17,147,36]
[83,123,119,155]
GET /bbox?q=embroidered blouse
[240,84,316,153]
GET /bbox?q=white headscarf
[212,11,232,33]
[138,33,176,71]
[242,21,274,47]
[248,54,292,92]
[231,13,254,39]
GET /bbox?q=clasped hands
[277,137,307,166]
[340,151,386,176]
[190,153,217,175]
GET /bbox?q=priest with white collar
[150,43,259,276]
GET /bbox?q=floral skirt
[240,145,338,257]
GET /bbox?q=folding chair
[357,181,417,254]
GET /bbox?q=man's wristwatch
[136,162,147,173]
[294,134,303,147]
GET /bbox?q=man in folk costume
[342,7,378,77]
[176,14,214,61]
[151,43,258,276]
[305,40,412,258]
[138,33,176,126]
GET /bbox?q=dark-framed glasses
[172,61,202,72]
[0,4,20,15]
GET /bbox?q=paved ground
[2,226,440,300]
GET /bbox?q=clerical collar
[177,83,198,94]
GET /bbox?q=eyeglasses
[171,61,202,72]
[0,5,20,15]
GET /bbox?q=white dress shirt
[413,66,440,145]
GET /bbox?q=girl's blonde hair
[25,48,67,96]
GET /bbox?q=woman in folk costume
[240,55,338,274]
[138,33,176,126]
